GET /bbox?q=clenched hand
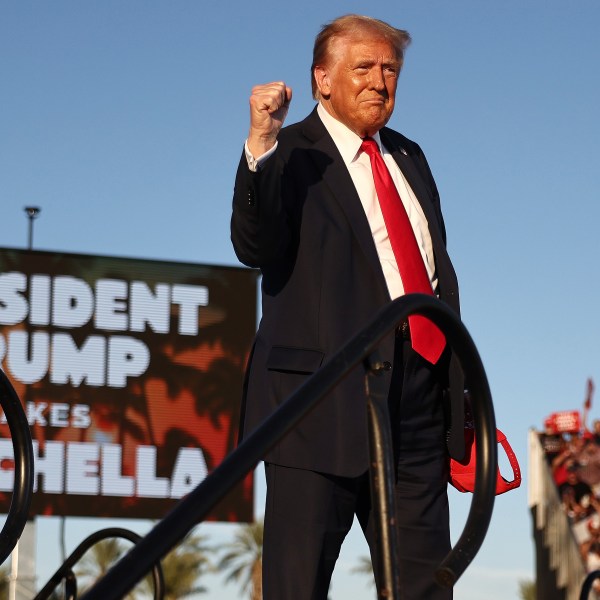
[247,81,292,157]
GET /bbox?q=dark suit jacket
[231,107,464,477]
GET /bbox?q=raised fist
[247,81,292,157]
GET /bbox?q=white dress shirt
[244,103,438,300]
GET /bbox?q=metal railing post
[0,369,34,565]
[34,528,164,600]
[79,294,497,600]
[365,352,402,599]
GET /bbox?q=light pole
[10,206,42,600]
[24,206,41,250]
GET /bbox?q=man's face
[316,34,400,137]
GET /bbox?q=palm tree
[351,555,376,589]
[0,565,9,597]
[74,532,212,599]
[75,537,144,599]
[218,520,263,600]
[157,532,213,599]
[518,579,536,600]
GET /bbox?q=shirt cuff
[244,140,278,172]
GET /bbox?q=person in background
[581,515,600,593]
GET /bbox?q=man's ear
[314,66,331,97]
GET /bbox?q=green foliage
[218,520,263,600]
[0,565,9,597]
[159,533,212,599]
[74,531,212,599]
[518,579,536,600]
[351,555,376,589]
[75,537,146,599]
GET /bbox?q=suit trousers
[262,339,452,600]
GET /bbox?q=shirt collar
[317,103,383,165]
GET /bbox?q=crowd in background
[541,416,600,578]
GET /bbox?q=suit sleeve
[231,149,293,268]
[412,142,447,246]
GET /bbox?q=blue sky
[2,1,600,598]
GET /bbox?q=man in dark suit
[231,14,464,600]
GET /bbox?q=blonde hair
[311,14,411,99]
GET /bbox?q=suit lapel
[296,111,457,305]
[301,110,390,295]
[381,129,449,263]
[381,129,459,307]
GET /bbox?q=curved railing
[0,368,34,565]
[580,570,600,599]
[34,527,165,600]
[75,293,497,600]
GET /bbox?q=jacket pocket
[266,345,325,374]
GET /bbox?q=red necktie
[361,137,446,364]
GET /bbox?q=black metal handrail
[0,368,34,565]
[34,527,165,600]
[580,570,600,599]
[81,293,497,600]
[364,353,403,596]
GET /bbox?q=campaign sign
[544,410,582,435]
[0,248,257,521]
